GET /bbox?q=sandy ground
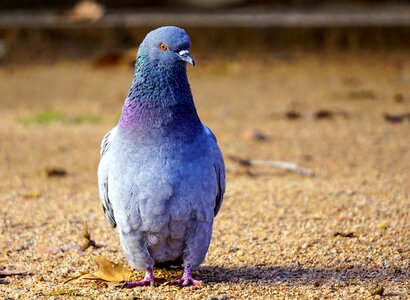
[0,53,409,299]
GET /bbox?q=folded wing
[98,127,117,227]
[203,124,226,217]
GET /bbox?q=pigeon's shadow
[199,265,409,289]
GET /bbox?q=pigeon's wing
[202,123,217,142]
[203,124,226,217]
[98,126,117,228]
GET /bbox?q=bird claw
[166,277,204,288]
[121,279,151,288]
[121,277,166,288]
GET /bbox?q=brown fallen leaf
[78,222,99,250]
[64,271,88,282]
[65,255,131,286]
[92,255,130,282]
[0,270,27,277]
[65,271,100,283]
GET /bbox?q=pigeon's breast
[108,128,217,236]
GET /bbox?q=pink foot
[166,264,204,288]
[121,268,165,288]
[167,277,203,287]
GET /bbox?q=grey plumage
[97,26,225,280]
[98,123,225,269]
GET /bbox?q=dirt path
[0,53,409,299]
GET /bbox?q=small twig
[333,231,355,238]
[0,270,27,277]
[228,155,315,176]
[250,160,315,176]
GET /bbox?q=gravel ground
[0,53,409,299]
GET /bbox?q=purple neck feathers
[118,56,202,138]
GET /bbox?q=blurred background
[1,1,409,298]
[0,0,409,62]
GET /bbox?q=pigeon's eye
[159,43,168,51]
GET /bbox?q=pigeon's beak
[177,50,195,66]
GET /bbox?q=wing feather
[98,127,117,227]
[203,124,226,216]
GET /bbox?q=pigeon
[98,26,225,287]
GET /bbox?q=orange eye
[159,43,168,51]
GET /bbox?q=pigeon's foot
[167,277,203,287]
[122,277,166,288]
[121,268,165,288]
[166,264,204,288]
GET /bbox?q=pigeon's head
[138,26,195,67]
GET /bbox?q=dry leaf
[78,222,99,250]
[65,255,130,286]
[92,255,130,282]
[0,270,27,277]
[64,271,97,283]
[22,191,41,199]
